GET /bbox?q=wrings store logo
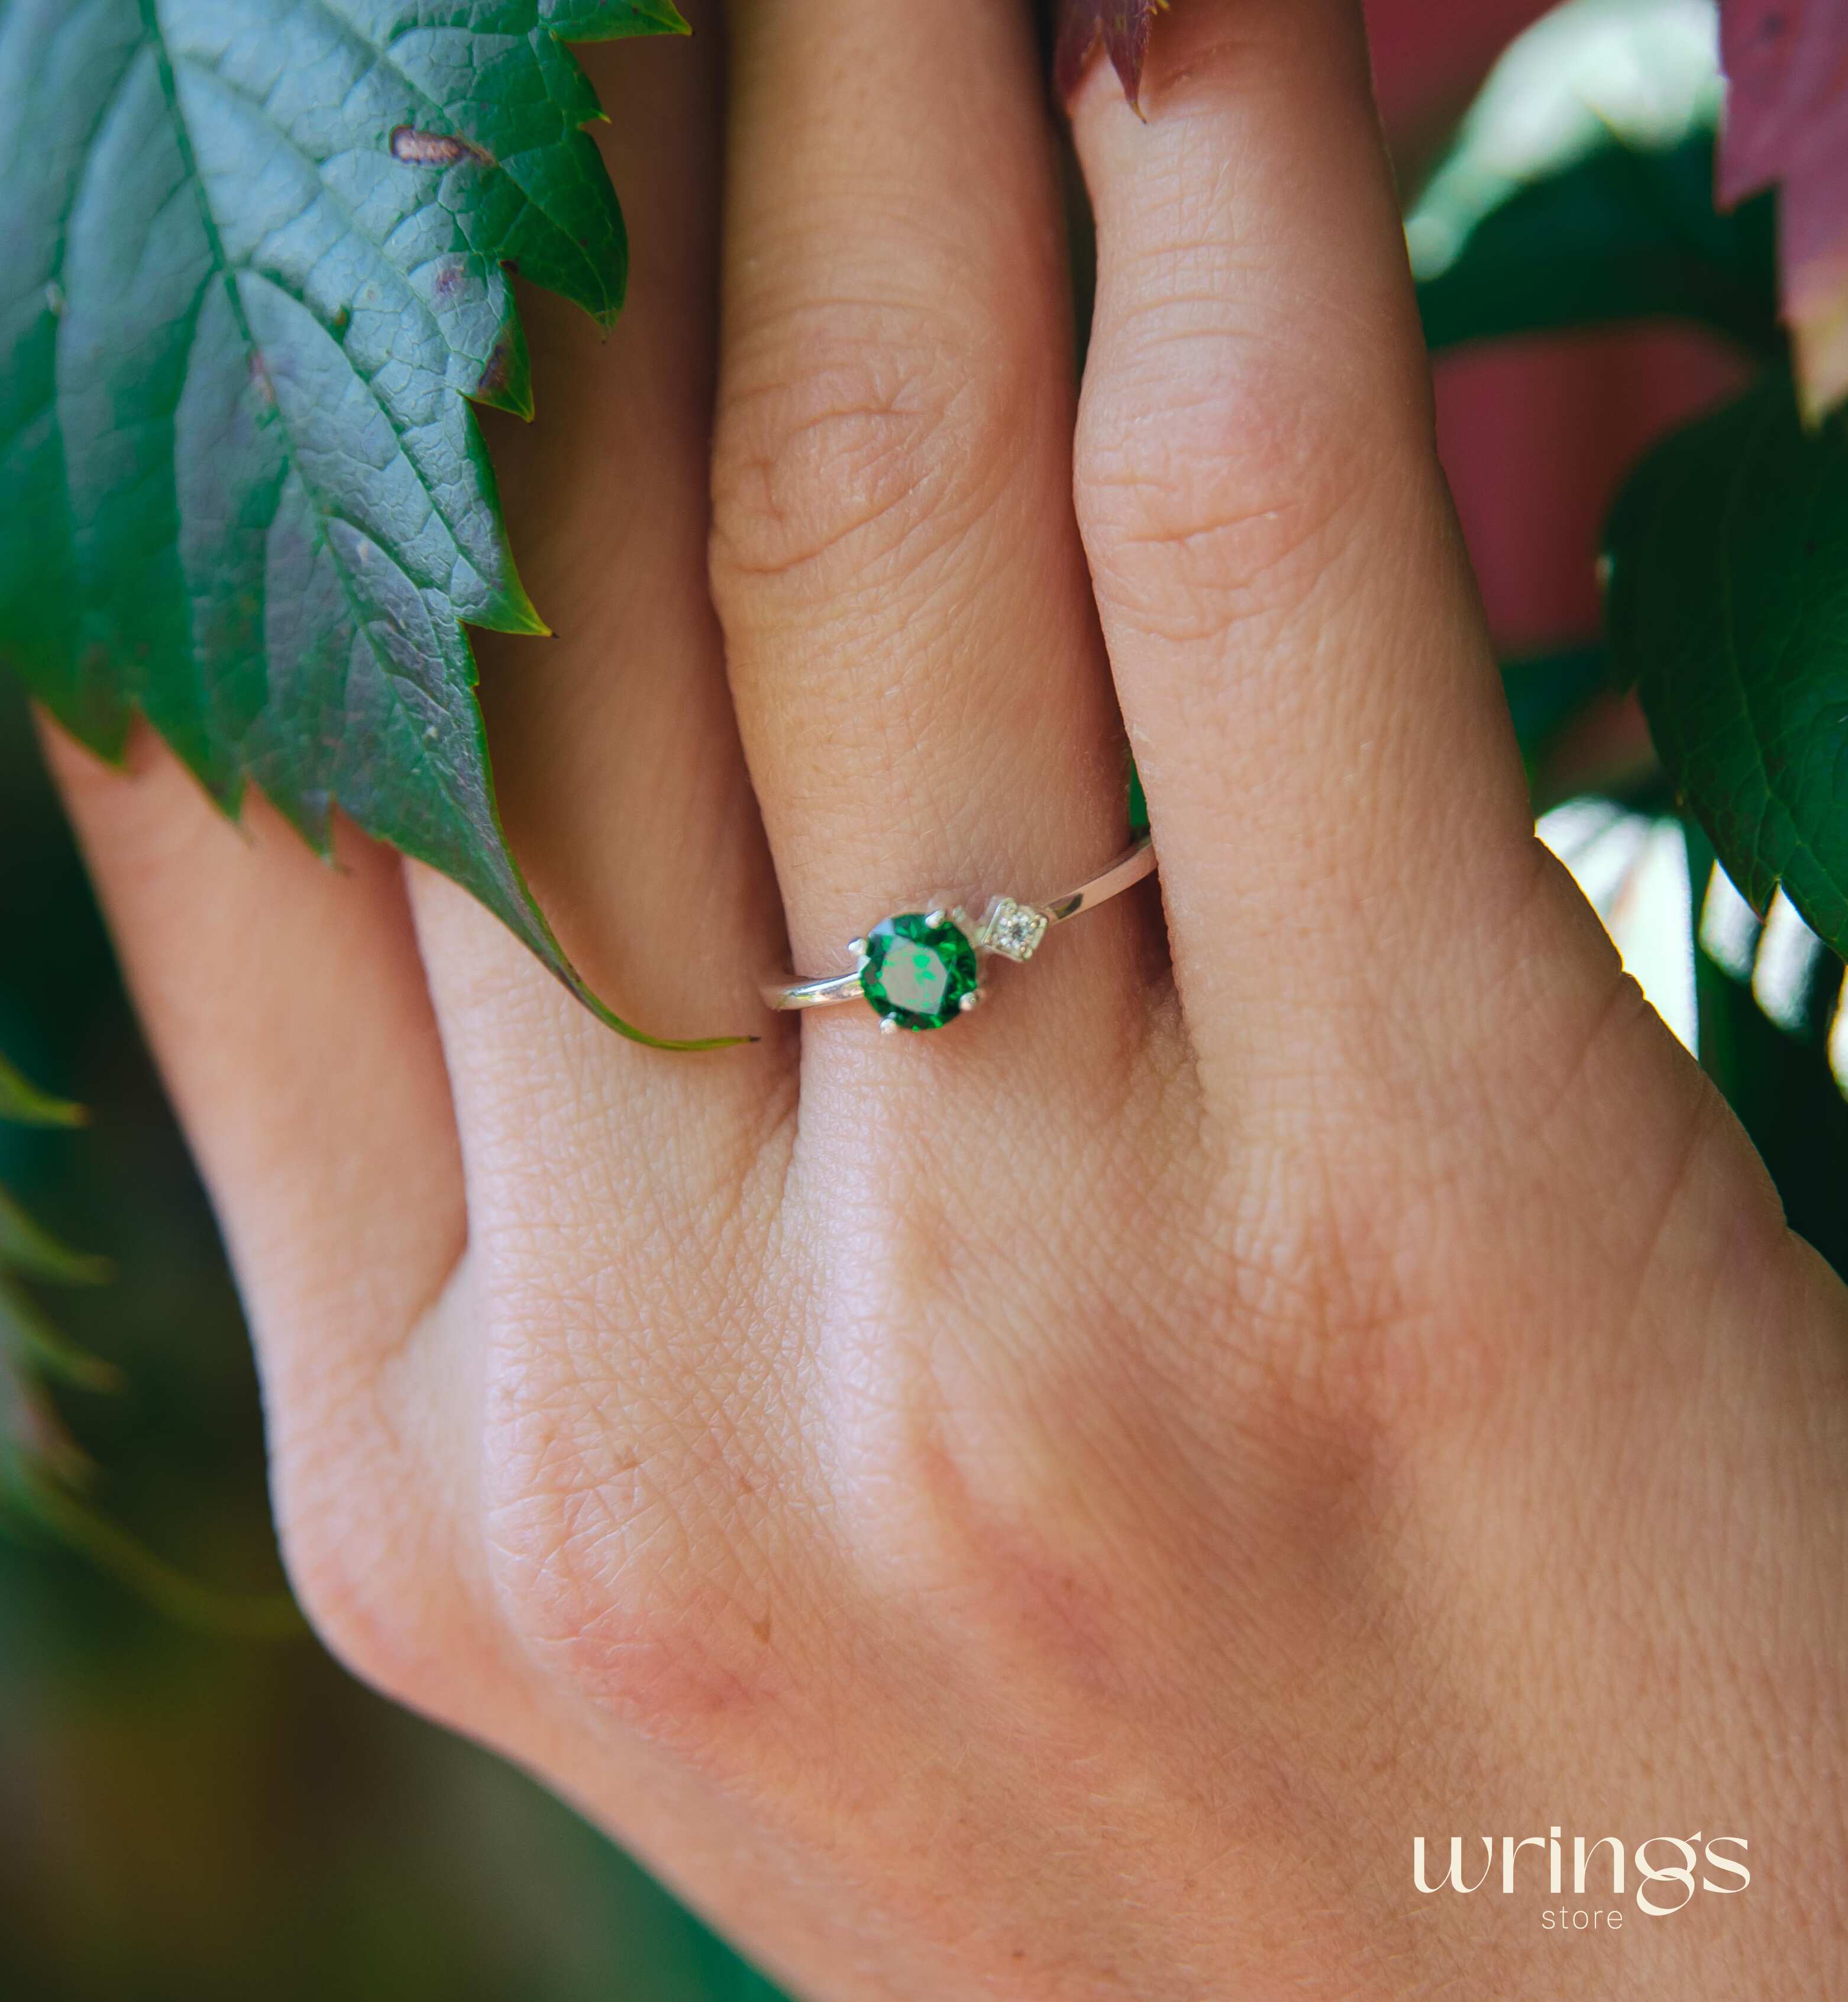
[1414,1830,1750,1928]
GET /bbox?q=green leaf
[0,0,731,1051]
[687,1920,799,2002]
[0,1184,111,1286]
[0,1049,85,1127]
[0,1113,300,1633]
[0,1019,298,1628]
[1681,817,1848,1277]
[0,1319,89,1488]
[1502,644,1610,764]
[1126,755,1148,838]
[1409,0,1778,355]
[1604,365,1848,959]
[2,1461,305,1638]
[0,1274,122,1390]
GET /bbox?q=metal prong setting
[761,834,1155,1022]
[879,1016,900,1035]
[977,895,1050,964]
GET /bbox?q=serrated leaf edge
[73,2,748,1053]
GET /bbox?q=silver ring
[761,834,1155,1033]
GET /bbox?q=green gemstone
[860,912,980,1031]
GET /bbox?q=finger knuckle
[1075,323,1379,646]
[710,302,1013,612]
[492,1473,749,1737]
[830,1261,1401,1697]
[1210,1134,1544,1508]
[481,1313,790,1754]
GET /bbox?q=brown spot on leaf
[476,328,518,401]
[389,124,495,169]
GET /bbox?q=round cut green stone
[860,913,979,1031]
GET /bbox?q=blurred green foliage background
[0,677,784,2001]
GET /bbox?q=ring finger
[712,0,1157,1094]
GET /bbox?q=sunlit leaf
[1410,0,1776,353]
[1682,821,1848,1270]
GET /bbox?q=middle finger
[712,0,1155,1077]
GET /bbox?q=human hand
[46,2,1847,1995]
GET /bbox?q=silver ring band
[762,833,1155,1033]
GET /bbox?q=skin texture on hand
[40,2,1848,1997]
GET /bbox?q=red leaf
[1720,0,1848,413]
[1054,0,1167,111]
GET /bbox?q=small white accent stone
[982,897,1049,963]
